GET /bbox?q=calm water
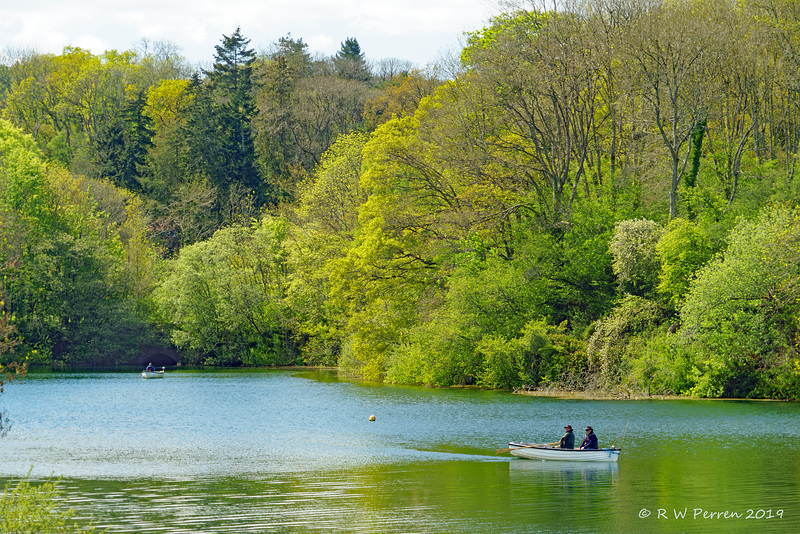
[1,368,798,533]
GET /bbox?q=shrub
[587,295,665,386]
[0,471,102,533]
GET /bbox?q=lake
[1,368,798,533]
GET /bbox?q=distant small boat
[141,369,165,379]
[508,442,620,462]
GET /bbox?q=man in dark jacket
[580,426,599,449]
[559,425,575,449]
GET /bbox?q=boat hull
[141,371,164,379]
[509,442,620,462]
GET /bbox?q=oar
[496,442,559,454]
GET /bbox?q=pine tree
[192,28,269,206]
[95,91,154,191]
[334,37,370,82]
[273,34,312,79]
[184,73,224,181]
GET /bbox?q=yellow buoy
[369,415,376,421]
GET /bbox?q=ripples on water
[1,369,798,533]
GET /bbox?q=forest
[3,0,800,399]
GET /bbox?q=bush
[680,204,800,397]
[384,316,482,386]
[656,218,713,307]
[475,320,586,390]
[587,295,665,386]
[0,471,102,533]
[609,218,664,296]
[624,331,697,396]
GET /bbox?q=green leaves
[656,218,713,306]
[679,205,800,397]
[155,217,293,366]
[0,471,102,533]
[0,120,51,228]
[609,218,664,297]
[1,121,160,365]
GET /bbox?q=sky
[1,0,502,68]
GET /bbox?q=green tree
[155,217,293,366]
[461,10,602,222]
[0,472,101,533]
[141,77,195,237]
[1,120,160,365]
[132,38,192,86]
[587,295,664,388]
[95,90,154,191]
[283,133,370,365]
[2,52,57,144]
[210,28,263,201]
[334,37,370,82]
[297,132,368,235]
[363,70,439,129]
[185,29,268,211]
[0,292,25,436]
[609,218,664,296]
[655,218,713,307]
[622,0,722,220]
[254,35,312,200]
[680,205,800,398]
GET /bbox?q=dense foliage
[0,472,101,533]
[4,0,800,398]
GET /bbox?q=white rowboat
[141,370,165,379]
[508,442,620,462]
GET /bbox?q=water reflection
[0,369,797,533]
[509,457,619,475]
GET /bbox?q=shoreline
[513,388,679,400]
[513,387,794,401]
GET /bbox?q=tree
[1,120,161,365]
[255,73,373,184]
[2,52,57,143]
[285,133,370,364]
[371,57,415,84]
[95,90,154,191]
[185,29,268,210]
[211,29,263,201]
[142,79,193,204]
[334,37,370,82]
[155,217,294,366]
[270,34,312,78]
[655,218,713,307]
[587,295,664,387]
[363,70,439,129]
[461,10,603,223]
[254,36,312,200]
[296,132,369,235]
[680,205,800,398]
[622,0,722,219]
[609,218,664,296]
[0,280,25,437]
[132,38,192,86]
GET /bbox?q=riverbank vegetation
[0,472,103,533]
[3,0,800,399]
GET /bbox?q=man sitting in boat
[559,425,575,449]
[146,363,155,372]
[580,426,598,449]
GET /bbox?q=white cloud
[1,0,498,66]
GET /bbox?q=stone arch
[138,346,180,367]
